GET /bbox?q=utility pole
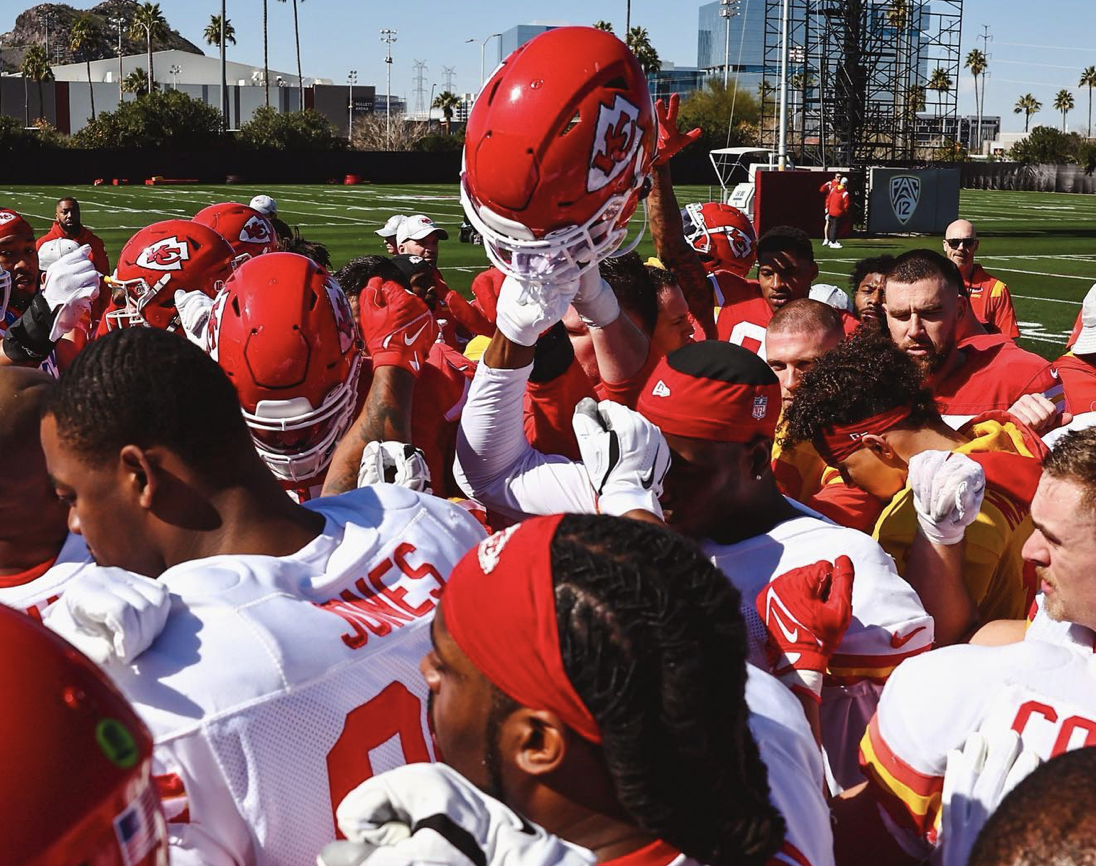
[170,63,181,90]
[412,59,427,116]
[976,24,992,154]
[112,16,125,102]
[348,69,357,141]
[777,0,790,169]
[719,0,740,87]
[43,10,52,61]
[442,65,456,93]
[429,82,436,120]
[380,29,397,149]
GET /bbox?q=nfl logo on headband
[752,395,768,420]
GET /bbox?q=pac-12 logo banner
[889,175,921,225]
[136,237,190,271]
[587,94,641,193]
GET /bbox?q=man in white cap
[249,194,277,218]
[823,177,850,250]
[376,214,406,255]
[397,214,449,265]
[1053,283,1096,430]
[37,238,83,275]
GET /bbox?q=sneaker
[829,242,842,249]
[822,239,831,246]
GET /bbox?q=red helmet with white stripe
[461,26,656,284]
[207,252,363,484]
[193,202,276,265]
[685,202,757,278]
[1,604,167,866]
[108,220,236,332]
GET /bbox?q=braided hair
[550,513,785,866]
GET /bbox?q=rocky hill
[1,1,204,73]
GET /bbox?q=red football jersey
[965,264,1019,339]
[1054,352,1096,415]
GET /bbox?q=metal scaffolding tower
[412,59,428,116]
[761,0,963,166]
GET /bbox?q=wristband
[529,323,575,384]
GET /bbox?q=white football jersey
[705,503,935,792]
[861,639,1096,857]
[0,532,94,620]
[107,486,485,866]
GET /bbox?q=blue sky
[5,0,1095,133]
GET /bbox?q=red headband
[637,356,781,443]
[442,514,602,744]
[820,406,911,462]
[0,210,34,242]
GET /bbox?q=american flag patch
[113,782,160,865]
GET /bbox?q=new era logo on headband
[651,380,671,398]
[752,395,768,420]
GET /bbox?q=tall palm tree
[928,67,952,134]
[1080,65,1096,138]
[276,0,305,109]
[20,45,52,126]
[69,15,98,121]
[122,67,151,96]
[965,48,987,151]
[625,26,661,75]
[432,90,461,135]
[262,0,269,106]
[130,3,167,94]
[204,14,236,49]
[1013,93,1041,132]
[1054,88,1075,133]
[592,20,614,33]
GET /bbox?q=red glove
[652,94,702,167]
[755,556,854,695]
[359,277,438,374]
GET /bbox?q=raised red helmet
[461,26,656,283]
[108,219,236,332]
[0,605,167,866]
[192,202,276,265]
[207,252,362,484]
[685,202,757,278]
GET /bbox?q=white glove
[319,763,596,866]
[572,397,671,519]
[42,244,101,341]
[358,441,433,493]
[909,450,986,545]
[570,268,620,329]
[43,568,171,665]
[174,289,214,348]
[494,274,580,347]
[937,731,1040,866]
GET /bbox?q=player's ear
[119,444,155,508]
[809,261,819,283]
[507,708,568,778]
[862,434,894,461]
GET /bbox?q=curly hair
[848,255,895,294]
[781,327,939,450]
[550,513,785,866]
[1044,426,1096,513]
[335,255,410,297]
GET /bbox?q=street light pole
[220,0,228,131]
[776,0,790,169]
[347,69,357,142]
[429,82,436,121]
[170,64,181,90]
[467,34,501,90]
[719,0,740,88]
[112,17,125,101]
[380,29,398,149]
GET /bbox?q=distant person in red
[942,219,1020,339]
[1054,284,1096,419]
[36,197,109,277]
[819,171,841,247]
[823,177,850,250]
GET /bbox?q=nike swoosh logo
[765,592,799,644]
[404,321,430,345]
[640,443,661,489]
[890,626,927,649]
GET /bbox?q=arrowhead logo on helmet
[588,95,642,194]
[240,216,272,243]
[136,237,190,271]
[323,277,357,353]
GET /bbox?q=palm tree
[965,48,987,151]
[1080,65,1096,138]
[122,67,151,96]
[20,45,52,126]
[276,0,305,109]
[70,15,98,121]
[204,14,236,49]
[625,26,661,75]
[1014,93,1041,132]
[928,67,952,136]
[592,20,614,33]
[887,0,911,154]
[432,90,462,135]
[130,3,167,94]
[1054,88,1075,133]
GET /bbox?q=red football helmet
[108,219,236,332]
[461,26,656,284]
[0,604,167,866]
[207,252,363,484]
[685,202,757,278]
[192,202,276,265]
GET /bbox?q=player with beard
[884,249,1060,429]
[36,196,110,276]
[832,428,1096,866]
[850,255,893,331]
[783,329,1045,643]
[40,326,485,865]
[942,219,1019,339]
[325,513,832,866]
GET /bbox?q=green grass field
[3,183,1094,359]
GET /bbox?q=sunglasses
[945,238,977,249]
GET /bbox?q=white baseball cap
[809,283,853,313]
[1072,283,1096,355]
[38,238,83,271]
[249,194,277,217]
[375,214,407,239]
[397,214,449,246]
[840,176,849,185]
